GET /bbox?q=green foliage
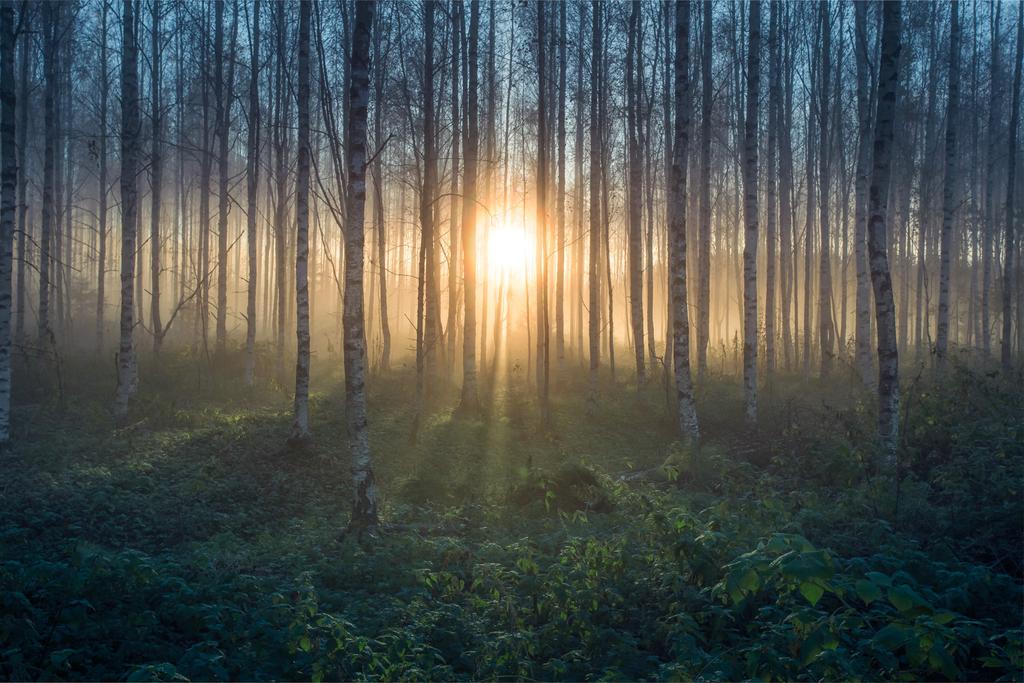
[0,357,1021,680]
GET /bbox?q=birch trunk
[868,0,901,460]
[150,0,163,353]
[345,0,378,528]
[853,0,873,385]
[1003,2,1023,371]
[936,1,960,365]
[244,0,261,385]
[697,0,712,377]
[817,1,834,377]
[95,2,108,351]
[290,0,312,442]
[587,0,601,406]
[459,0,480,412]
[670,0,699,443]
[0,0,15,442]
[114,0,140,419]
[742,0,760,424]
[626,0,645,387]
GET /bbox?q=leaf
[855,579,882,605]
[888,585,931,615]
[299,635,312,653]
[873,624,909,651]
[932,610,956,625]
[738,568,760,593]
[799,581,825,607]
[865,571,892,587]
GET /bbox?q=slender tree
[291,0,311,442]
[244,0,261,385]
[936,1,960,365]
[853,0,873,384]
[150,0,164,352]
[670,0,699,443]
[742,0,760,424]
[459,0,480,412]
[1003,1,1023,371]
[626,0,645,386]
[0,0,16,442]
[345,0,378,528]
[868,0,901,459]
[114,0,140,419]
[588,0,601,406]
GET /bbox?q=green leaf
[855,579,882,605]
[739,567,760,593]
[299,635,312,653]
[888,585,931,615]
[865,571,892,587]
[873,624,909,651]
[932,609,956,625]
[799,581,825,607]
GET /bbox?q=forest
[0,0,1022,679]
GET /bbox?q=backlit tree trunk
[291,0,311,442]
[868,0,901,459]
[670,0,699,443]
[742,0,760,425]
[114,0,140,419]
[345,0,378,528]
[937,1,960,366]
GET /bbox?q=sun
[487,217,533,275]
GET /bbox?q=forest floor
[1,350,1022,681]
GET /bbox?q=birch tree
[936,1,960,366]
[244,0,261,385]
[291,0,311,442]
[114,0,140,419]
[459,0,480,412]
[742,0,760,424]
[868,0,901,459]
[0,0,15,443]
[1003,1,1023,372]
[345,0,378,529]
[670,0,698,443]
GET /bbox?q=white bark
[345,0,378,528]
[670,0,699,444]
[291,0,311,442]
[868,0,901,459]
[114,0,140,419]
[742,0,760,425]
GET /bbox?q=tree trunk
[345,0,378,529]
[536,1,550,424]
[0,0,16,442]
[670,0,699,443]
[853,0,873,385]
[291,0,312,442]
[697,0,712,377]
[765,2,779,377]
[817,1,834,377]
[868,0,901,460]
[372,7,390,372]
[937,1,960,365]
[459,0,480,412]
[114,0,140,419]
[215,0,238,356]
[150,0,164,353]
[555,0,566,372]
[742,0,760,425]
[588,0,601,406]
[95,3,108,351]
[244,0,261,385]
[1003,1,1023,371]
[626,0,645,387]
